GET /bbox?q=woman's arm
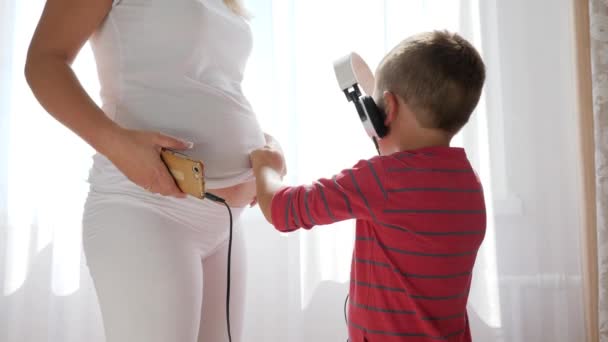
[25,0,117,153]
[25,0,191,197]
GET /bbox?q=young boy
[251,31,486,342]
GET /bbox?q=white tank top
[89,0,265,189]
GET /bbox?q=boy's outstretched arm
[251,145,286,224]
[251,144,386,232]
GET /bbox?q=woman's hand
[102,128,193,198]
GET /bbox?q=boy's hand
[251,147,285,174]
[253,134,287,177]
[250,133,287,224]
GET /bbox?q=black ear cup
[361,96,389,138]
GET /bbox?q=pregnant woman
[25,0,275,341]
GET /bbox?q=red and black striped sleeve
[270,158,387,232]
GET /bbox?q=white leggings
[82,155,246,342]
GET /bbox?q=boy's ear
[382,91,399,126]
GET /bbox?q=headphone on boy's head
[333,52,389,141]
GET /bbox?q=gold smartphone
[160,149,206,199]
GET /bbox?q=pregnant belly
[210,179,257,208]
[112,80,266,193]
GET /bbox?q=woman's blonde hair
[223,0,250,17]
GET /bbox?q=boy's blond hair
[375,31,486,133]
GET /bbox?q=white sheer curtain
[0,0,588,341]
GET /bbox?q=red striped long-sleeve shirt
[270,146,486,342]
